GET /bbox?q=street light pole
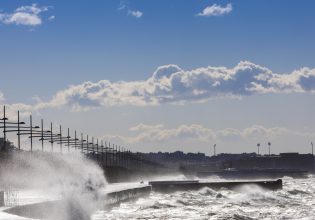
[30,115,33,152]
[311,142,314,155]
[74,130,77,152]
[119,146,121,167]
[97,138,99,162]
[59,125,62,153]
[3,106,6,149]
[86,135,89,154]
[50,123,53,152]
[213,144,216,156]
[81,133,84,153]
[67,128,70,153]
[109,142,111,166]
[17,111,20,150]
[101,140,104,163]
[105,141,108,167]
[257,143,260,155]
[92,137,94,157]
[41,119,44,152]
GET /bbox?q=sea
[92,175,315,220]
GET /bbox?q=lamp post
[119,146,121,167]
[0,110,25,150]
[17,111,25,150]
[41,119,44,152]
[311,142,314,155]
[101,140,104,164]
[110,143,112,167]
[268,142,271,156]
[30,115,33,151]
[2,106,7,148]
[59,125,62,153]
[105,141,108,167]
[50,123,53,152]
[1,106,118,161]
[257,143,260,155]
[67,128,70,153]
[28,115,40,151]
[213,144,216,156]
[74,130,77,151]
[81,133,83,153]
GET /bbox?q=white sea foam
[93,176,315,220]
[0,152,107,219]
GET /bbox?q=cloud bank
[0,4,52,26]
[197,3,232,17]
[101,123,315,145]
[1,61,315,117]
[34,61,315,111]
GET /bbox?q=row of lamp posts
[0,106,148,170]
[256,142,271,155]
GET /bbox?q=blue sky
[1,0,315,154]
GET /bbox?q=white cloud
[28,61,315,111]
[101,123,315,145]
[0,4,52,26]
[197,3,232,17]
[118,1,143,18]
[1,61,315,115]
[128,10,143,18]
[118,1,127,11]
[48,15,55,21]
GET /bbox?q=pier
[0,179,283,219]
[149,179,283,193]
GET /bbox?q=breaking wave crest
[93,176,315,220]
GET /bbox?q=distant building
[224,152,315,172]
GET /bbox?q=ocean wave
[93,176,315,220]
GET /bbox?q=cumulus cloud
[197,3,232,17]
[0,4,52,26]
[101,124,315,145]
[48,15,55,21]
[27,61,315,111]
[1,61,315,115]
[118,1,143,18]
[128,10,143,18]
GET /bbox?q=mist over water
[93,176,315,220]
[0,152,108,219]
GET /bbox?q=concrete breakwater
[2,184,151,220]
[197,169,308,179]
[1,179,283,219]
[105,185,151,209]
[149,179,283,193]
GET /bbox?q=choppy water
[92,176,315,220]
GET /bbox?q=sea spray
[0,151,107,219]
